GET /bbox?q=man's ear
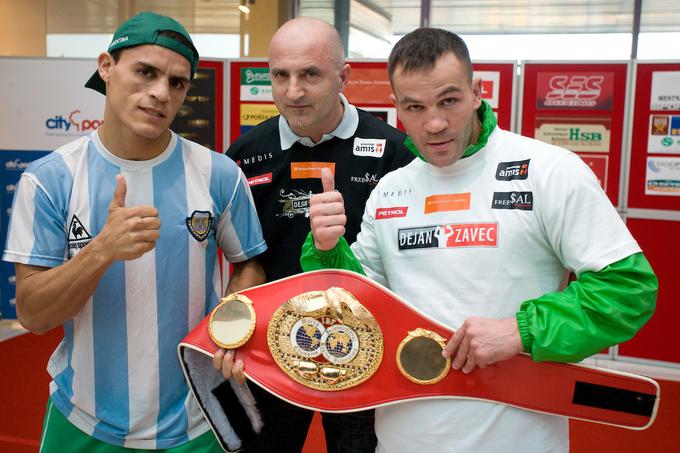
[471,77,483,109]
[97,52,115,85]
[338,63,351,90]
[389,93,398,108]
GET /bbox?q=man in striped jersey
[3,11,266,452]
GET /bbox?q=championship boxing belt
[178,269,660,452]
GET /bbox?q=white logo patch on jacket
[353,138,386,158]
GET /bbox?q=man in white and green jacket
[302,28,657,453]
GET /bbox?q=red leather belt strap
[179,269,659,450]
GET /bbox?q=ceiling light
[238,0,254,14]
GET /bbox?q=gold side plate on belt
[396,328,451,385]
[267,287,384,391]
[209,294,256,349]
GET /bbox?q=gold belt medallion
[267,287,384,391]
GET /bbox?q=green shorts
[39,399,224,452]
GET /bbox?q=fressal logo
[376,206,408,219]
[352,138,386,158]
[350,172,380,185]
[45,110,103,133]
[491,192,533,210]
[248,172,273,186]
[496,159,530,181]
[398,222,498,250]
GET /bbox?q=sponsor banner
[398,222,498,250]
[474,71,500,109]
[361,107,397,127]
[353,138,386,158]
[496,159,530,181]
[240,67,273,101]
[577,154,609,191]
[248,172,273,186]
[0,58,105,150]
[344,68,393,104]
[290,162,335,179]
[424,193,471,213]
[240,104,279,126]
[491,192,533,210]
[240,85,273,102]
[376,206,408,219]
[646,157,680,196]
[241,67,271,86]
[650,71,680,111]
[0,150,50,319]
[648,114,680,154]
[536,72,614,110]
[534,116,611,153]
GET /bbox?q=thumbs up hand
[90,174,161,264]
[309,168,346,251]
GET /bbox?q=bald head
[269,17,345,69]
[266,17,351,142]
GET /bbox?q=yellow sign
[240,104,279,126]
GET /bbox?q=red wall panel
[627,63,680,210]
[619,218,680,363]
[521,63,629,207]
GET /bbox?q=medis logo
[398,223,498,250]
[496,159,530,181]
[278,189,312,218]
[492,192,533,210]
[68,215,92,254]
[186,210,213,242]
[352,138,386,158]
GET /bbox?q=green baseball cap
[85,11,200,95]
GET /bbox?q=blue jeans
[243,382,377,453]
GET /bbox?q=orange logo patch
[290,162,336,179]
[424,193,471,214]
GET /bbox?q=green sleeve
[516,252,657,362]
[300,232,366,276]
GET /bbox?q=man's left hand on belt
[442,317,525,374]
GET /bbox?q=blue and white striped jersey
[3,131,266,448]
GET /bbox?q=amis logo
[496,159,530,181]
[353,138,386,158]
[45,110,103,133]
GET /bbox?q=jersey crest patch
[186,210,213,242]
[68,215,92,254]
